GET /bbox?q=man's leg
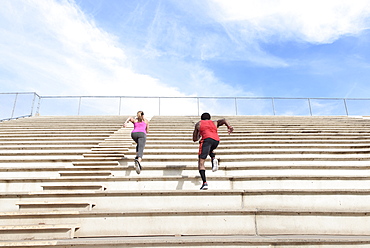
[198,139,211,190]
[210,140,220,172]
[211,157,218,172]
[198,158,206,170]
[198,158,206,182]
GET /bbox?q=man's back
[199,120,220,141]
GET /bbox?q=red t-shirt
[199,120,220,141]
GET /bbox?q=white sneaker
[212,158,218,172]
[134,159,141,174]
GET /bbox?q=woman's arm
[145,119,149,133]
[123,117,134,127]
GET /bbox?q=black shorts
[198,138,219,159]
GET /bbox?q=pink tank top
[132,121,147,134]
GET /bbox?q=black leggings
[198,138,219,159]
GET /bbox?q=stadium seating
[1,115,370,247]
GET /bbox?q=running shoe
[134,159,141,174]
[200,182,208,190]
[212,158,218,172]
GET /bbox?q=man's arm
[216,119,234,134]
[192,122,201,142]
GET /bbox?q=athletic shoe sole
[200,183,208,190]
[134,159,141,174]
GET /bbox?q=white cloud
[180,0,370,68]
[186,63,247,97]
[0,0,259,117]
[210,0,370,44]
[3,0,369,117]
[0,0,185,98]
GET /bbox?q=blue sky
[2,0,370,117]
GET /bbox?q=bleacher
[1,115,370,247]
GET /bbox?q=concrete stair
[0,224,80,241]
[1,115,370,247]
[0,116,130,163]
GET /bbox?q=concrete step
[4,162,370,179]
[1,209,370,237]
[16,202,95,211]
[59,171,112,177]
[147,131,370,136]
[123,154,370,161]
[147,135,370,140]
[83,153,127,157]
[4,161,370,178]
[0,130,119,134]
[0,156,84,163]
[90,147,130,151]
[41,184,107,192]
[0,151,89,156]
[144,143,370,149]
[125,148,370,155]
[2,189,370,212]
[149,126,370,129]
[1,235,370,248]
[0,141,105,146]
[0,137,111,141]
[146,139,370,145]
[0,224,79,240]
[3,174,370,191]
[0,157,124,163]
[0,133,114,137]
[0,145,96,150]
[72,161,120,166]
[6,159,370,169]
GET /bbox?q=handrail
[0,92,40,121]
[2,92,370,119]
[0,115,32,122]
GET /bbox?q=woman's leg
[136,133,147,162]
[131,132,140,159]
[131,132,146,162]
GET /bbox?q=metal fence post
[30,93,37,116]
[343,99,349,116]
[78,97,81,116]
[36,97,41,116]
[271,98,276,115]
[118,97,122,115]
[235,98,238,115]
[197,98,200,116]
[158,97,161,116]
[308,98,313,116]
[11,93,18,118]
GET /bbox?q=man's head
[201,112,211,120]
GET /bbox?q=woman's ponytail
[137,111,144,122]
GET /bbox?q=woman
[124,111,149,174]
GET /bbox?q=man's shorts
[198,138,220,159]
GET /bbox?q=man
[192,112,234,190]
